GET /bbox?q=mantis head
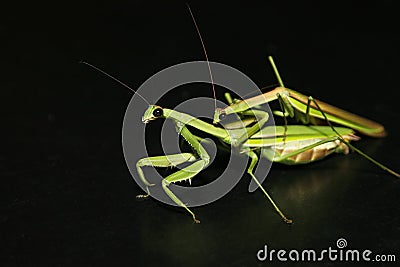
[213,108,226,124]
[142,105,164,124]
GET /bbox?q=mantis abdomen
[267,134,360,165]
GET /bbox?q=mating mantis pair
[82,7,399,224]
[134,55,399,224]
[132,8,399,223]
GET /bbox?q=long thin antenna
[186,4,217,111]
[80,61,150,105]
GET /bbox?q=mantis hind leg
[246,150,293,224]
[276,93,289,143]
[308,96,400,178]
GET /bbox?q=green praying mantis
[214,56,386,138]
[134,56,399,224]
[136,99,362,224]
[82,7,399,225]
[214,56,399,178]
[83,58,399,224]
[135,9,400,224]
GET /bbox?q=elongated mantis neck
[220,87,286,117]
[163,108,229,140]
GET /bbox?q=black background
[2,1,400,266]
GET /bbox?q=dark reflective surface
[2,2,400,266]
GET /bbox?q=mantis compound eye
[153,108,163,117]
[219,113,226,121]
